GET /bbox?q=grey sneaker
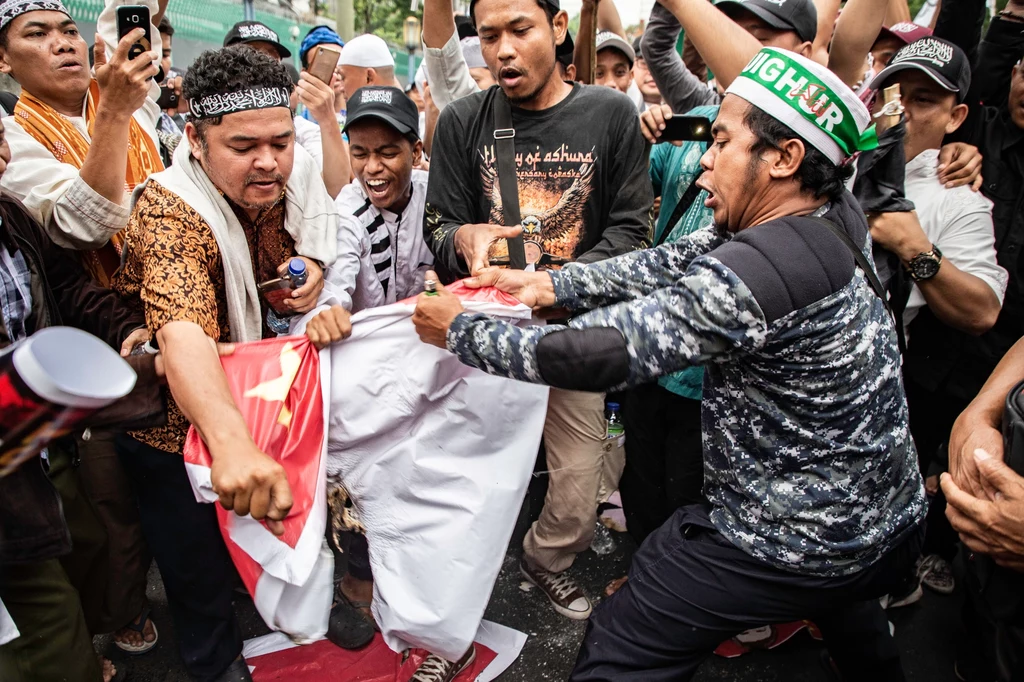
[520,559,592,620]
[409,646,476,682]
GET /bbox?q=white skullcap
[339,34,395,69]
[461,37,487,70]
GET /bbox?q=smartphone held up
[115,5,152,61]
[308,45,341,83]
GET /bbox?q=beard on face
[504,54,558,105]
[239,171,286,209]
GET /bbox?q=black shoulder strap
[656,169,704,247]
[809,216,906,353]
[493,92,527,270]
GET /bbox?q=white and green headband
[727,47,878,165]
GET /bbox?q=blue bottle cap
[287,258,306,278]
[607,402,620,410]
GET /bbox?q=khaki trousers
[523,388,622,574]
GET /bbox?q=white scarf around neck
[132,136,338,343]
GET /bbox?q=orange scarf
[13,79,163,285]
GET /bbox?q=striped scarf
[13,79,163,285]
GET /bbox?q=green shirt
[649,105,718,400]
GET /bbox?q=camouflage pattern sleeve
[447,253,767,391]
[551,225,727,312]
[446,312,558,384]
[566,255,768,388]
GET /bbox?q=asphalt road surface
[99,490,961,682]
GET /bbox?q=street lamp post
[403,16,421,88]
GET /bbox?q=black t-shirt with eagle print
[424,83,653,280]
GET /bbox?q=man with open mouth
[336,85,432,312]
[110,46,339,681]
[415,46,927,681]
[423,0,653,632]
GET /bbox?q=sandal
[113,606,158,655]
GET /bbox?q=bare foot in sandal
[605,575,628,597]
[113,607,158,654]
[98,656,117,682]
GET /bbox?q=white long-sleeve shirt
[902,148,1008,335]
[293,115,324,170]
[1,0,162,250]
[331,170,433,312]
[421,30,479,112]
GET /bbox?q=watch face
[911,254,941,280]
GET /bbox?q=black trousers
[619,383,705,546]
[571,505,924,682]
[116,435,242,681]
[904,376,971,561]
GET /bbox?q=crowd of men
[0,0,1022,679]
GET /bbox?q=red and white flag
[183,335,333,642]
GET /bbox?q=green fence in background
[64,0,421,83]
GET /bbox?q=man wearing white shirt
[868,37,1006,341]
[334,86,432,312]
[868,36,1007,606]
[0,0,165,284]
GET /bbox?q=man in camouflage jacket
[414,48,928,681]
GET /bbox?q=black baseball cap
[224,21,292,59]
[870,36,971,102]
[556,30,575,70]
[715,0,818,44]
[455,15,478,39]
[343,86,420,139]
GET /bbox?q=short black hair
[0,24,10,50]
[744,104,853,201]
[158,15,174,37]
[183,46,293,139]
[471,0,557,26]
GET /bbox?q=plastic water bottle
[591,521,616,555]
[266,259,309,334]
[286,258,308,288]
[606,402,625,441]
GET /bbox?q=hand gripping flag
[184,283,549,658]
[183,336,333,642]
[296,282,549,661]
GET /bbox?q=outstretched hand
[465,267,558,310]
[412,271,465,349]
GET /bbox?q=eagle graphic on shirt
[479,156,596,263]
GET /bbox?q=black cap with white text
[870,37,971,102]
[343,87,420,139]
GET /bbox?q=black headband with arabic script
[188,87,291,120]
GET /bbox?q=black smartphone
[116,5,151,61]
[257,277,296,314]
[660,115,714,143]
[157,85,178,109]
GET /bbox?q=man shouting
[112,47,341,681]
[415,47,926,681]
